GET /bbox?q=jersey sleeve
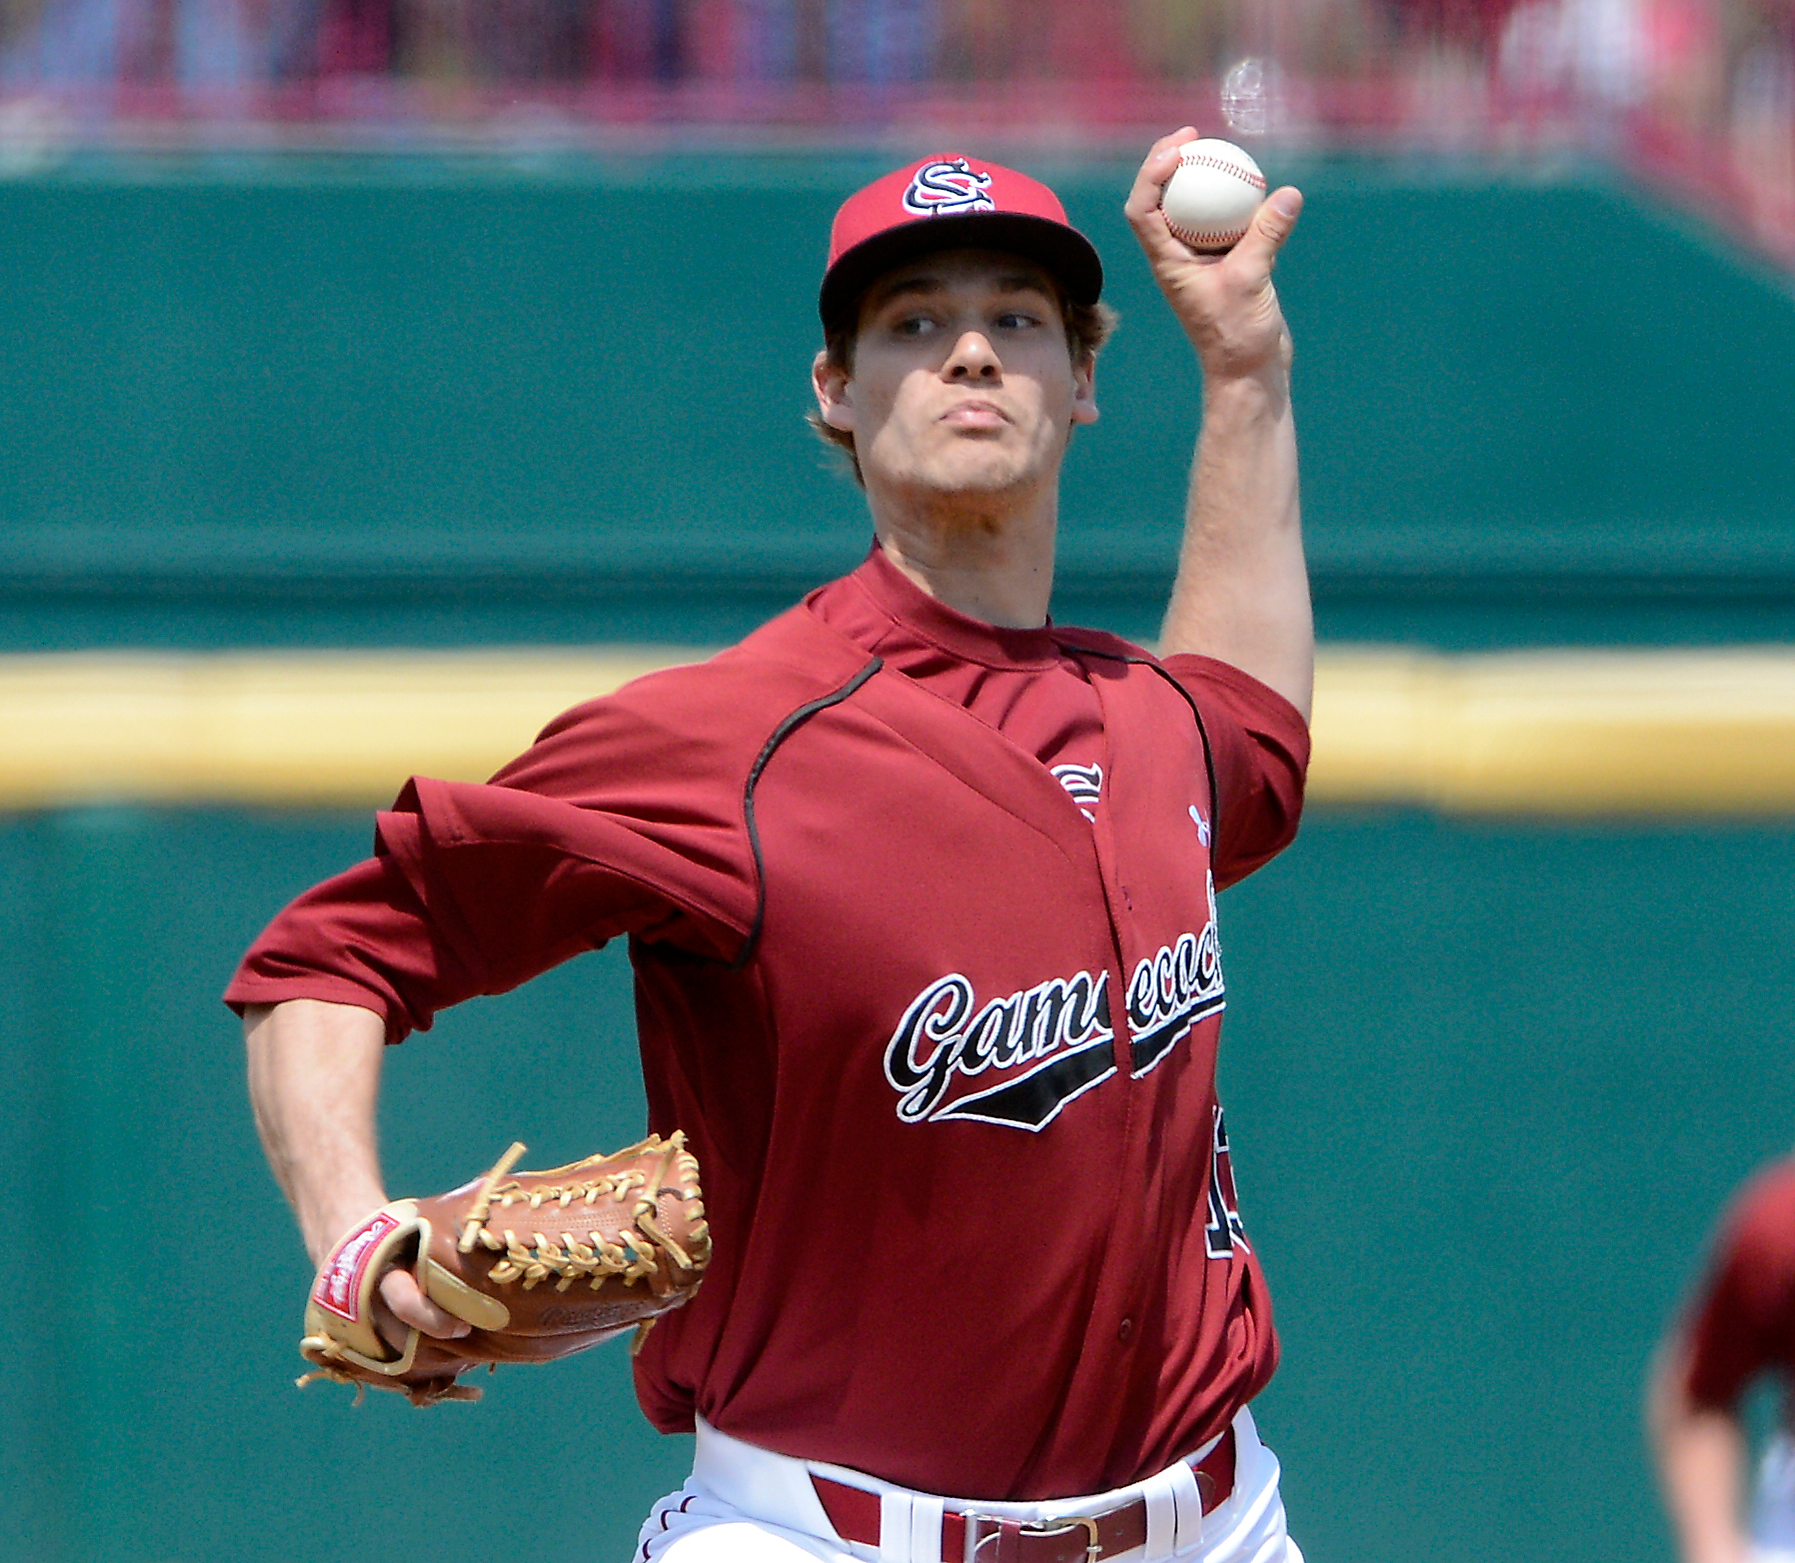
[225,662,765,1043]
[224,853,482,1042]
[1681,1160,1795,1408]
[1159,653,1311,889]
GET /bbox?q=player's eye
[891,314,939,338]
[994,310,1042,331]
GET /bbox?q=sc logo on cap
[903,158,996,217]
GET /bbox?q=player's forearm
[1648,1348,1751,1563]
[244,998,392,1265]
[1158,364,1313,719]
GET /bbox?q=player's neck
[867,487,1058,630]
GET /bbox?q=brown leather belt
[810,1427,1236,1563]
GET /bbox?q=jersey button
[1117,1317,1134,1343]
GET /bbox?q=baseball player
[1651,1156,1795,1563]
[229,132,1313,1562]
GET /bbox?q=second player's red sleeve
[1682,1159,1795,1408]
[1159,653,1311,889]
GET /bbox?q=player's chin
[869,434,1042,503]
[925,441,1039,494]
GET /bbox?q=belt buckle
[963,1512,1101,1563]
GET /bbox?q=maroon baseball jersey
[1683,1157,1795,1410]
[229,546,1309,1501]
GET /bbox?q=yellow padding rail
[3,646,1794,815]
[0,649,682,810]
[1311,647,1795,814]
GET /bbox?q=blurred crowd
[0,0,1783,102]
[0,0,1791,256]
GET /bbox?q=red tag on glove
[311,1210,401,1321]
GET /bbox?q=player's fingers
[1124,127,1197,225]
[1228,187,1303,275]
[1125,129,1193,212]
[377,1267,472,1346]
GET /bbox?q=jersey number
[1205,1105,1250,1259]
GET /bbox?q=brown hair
[807,294,1117,486]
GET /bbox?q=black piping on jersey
[731,656,884,972]
[731,645,1217,975]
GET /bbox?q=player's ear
[1071,354,1099,427]
[813,349,856,433]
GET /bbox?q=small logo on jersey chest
[903,158,996,217]
[1052,762,1103,822]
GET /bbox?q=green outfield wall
[1,150,1792,650]
[3,153,1794,1563]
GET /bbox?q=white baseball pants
[636,1407,1304,1563]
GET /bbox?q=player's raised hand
[1124,128,1302,381]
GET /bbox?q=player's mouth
[938,399,1010,432]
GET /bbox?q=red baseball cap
[819,153,1104,330]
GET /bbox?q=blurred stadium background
[2,2,1794,1560]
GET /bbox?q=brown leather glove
[298,1133,710,1407]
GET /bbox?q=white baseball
[1158,139,1267,253]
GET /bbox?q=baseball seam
[1164,217,1250,250]
[1177,151,1267,191]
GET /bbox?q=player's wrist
[1198,359,1291,421]
[301,1188,389,1267]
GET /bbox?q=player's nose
[943,330,1002,380]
